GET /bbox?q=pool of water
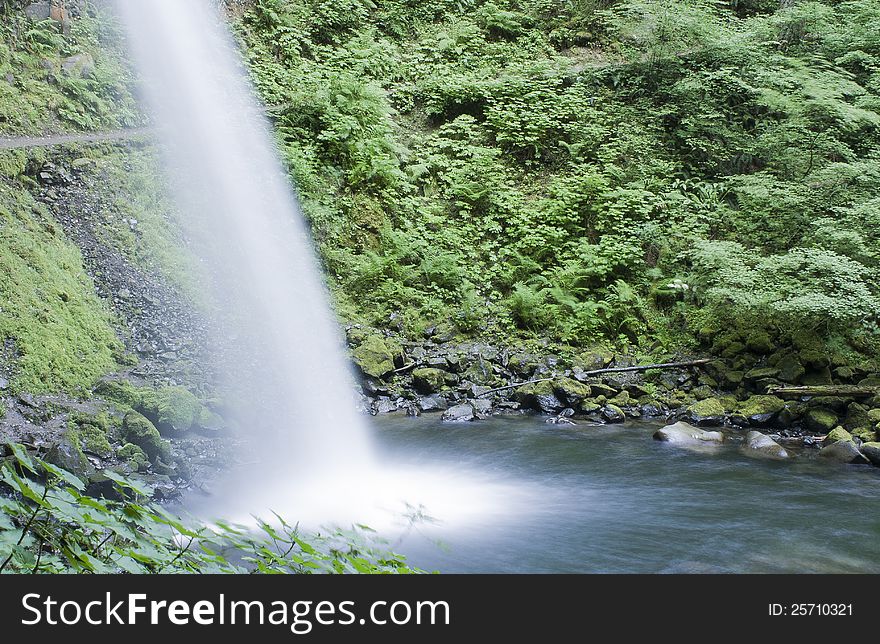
[368,414,880,573]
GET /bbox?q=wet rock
[735,395,785,426]
[805,408,838,433]
[553,377,591,406]
[442,403,475,423]
[470,398,493,419]
[741,431,788,460]
[351,335,396,378]
[818,440,870,465]
[515,381,563,414]
[690,385,714,400]
[860,442,880,467]
[45,434,93,479]
[588,383,618,397]
[653,421,724,447]
[373,398,397,414]
[123,412,171,463]
[823,426,852,445]
[684,397,727,426]
[24,2,51,21]
[744,366,780,381]
[600,404,625,423]
[0,376,8,390]
[418,394,448,413]
[412,367,447,394]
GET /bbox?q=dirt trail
[0,127,153,150]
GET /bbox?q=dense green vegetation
[231,0,880,363]
[0,443,418,573]
[0,2,139,133]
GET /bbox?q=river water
[369,414,880,573]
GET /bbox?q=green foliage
[0,183,120,394]
[0,6,140,134]
[228,0,880,357]
[0,443,420,574]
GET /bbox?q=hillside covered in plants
[229,0,880,366]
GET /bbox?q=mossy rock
[122,412,170,463]
[412,368,447,394]
[515,380,563,413]
[745,332,774,354]
[94,379,142,408]
[799,349,831,369]
[851,426,877,442]
[351,334,396,378]
[575,348,614,371]
[818,439,869,464]
[139,386,202,435]
[824,426,852,444]
[805,408,838,433]
[776,354,805,384]
[720,342,745,359]
[553,377,591,404]
[685,397,727,425]
[736,395,785,425]
[68,412,113,458]
[844,402,871,431]
[608,390,631,407]
[118,442,149,472]
[744,366,780,381]
[601,404,625,423]
[589,383,618,397]
[691,385,714,400]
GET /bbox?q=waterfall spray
[115,0,524,530]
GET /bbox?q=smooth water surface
[370,415,880,573]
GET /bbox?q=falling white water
[114,0,528,531]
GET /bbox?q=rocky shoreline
[347,327,880,468]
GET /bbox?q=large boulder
[122,412,171,463]
[553,377,591,406]
[818,440,870,465]
[684,397,727,426]
[741,431,788,461]
[653,421,724,448]
[514,381,563,414]
[351,335,396,378]
[600,404,625,423]
[412,368,447,394]
[804,408,838,433]
[442,403,475,423]
[860,442,880,467]
[418,394,448,413]
[823,426,852,445]
[734,395,785,426]
[61,53,95,79]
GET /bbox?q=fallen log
[766,384,880,399]
[476,358,714,397]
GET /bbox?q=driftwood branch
[476,358,714,397]
[766,384,880,399]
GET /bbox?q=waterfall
[115,0,521,530]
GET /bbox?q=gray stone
[61,53,95,79]
[418,394,448,413]
[741,431,789,460]
[600,404,625,423]
[442,403,475,423]
[818,440,870,465]
[470,398,493,418]
[373,398,397,414]
[653,421,724,448]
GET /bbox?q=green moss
[67,411,112,457]
[412,367,447,393]
[553,377,591,401]
[117,442,149,472]
[805,408,839,433]
[825,426,852,444]
[0,184,120,394]
[122,411,170,463]
[687,397,726,418]
[139,386,202,434]
[737,395,785,418]
[351,334,396,378]
[94,379,141,408]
